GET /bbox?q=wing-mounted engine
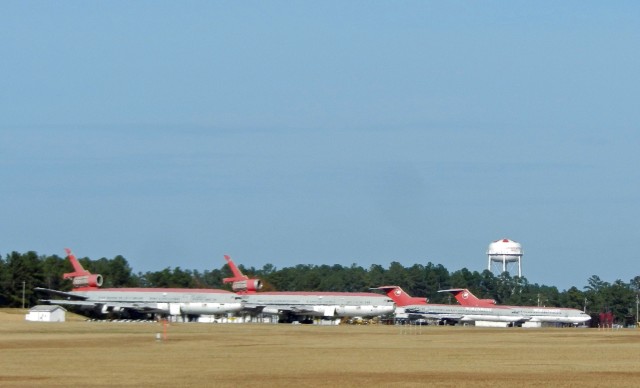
[231,279,263,293]
[62,248,103,290]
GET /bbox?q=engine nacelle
[480,299,496,305]
[232,279,263,293]
[180,302,243,315]
[72,274,103,288]
[336,305,396,317]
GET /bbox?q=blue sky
[1,2,639,290]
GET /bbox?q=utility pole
[22,281,26,309]
[584,297,588,313]
[636,294,639,325]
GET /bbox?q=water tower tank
[487,238,523,277]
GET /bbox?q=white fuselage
[405,304,529,324]
[508,307,591,324]
[241,292,396,318]
[405,303,591,325]
[68,288,243,315]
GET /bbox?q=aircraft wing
[240,304,267,314]
[242,304,336,317]
[35,287,167,314]
[40,299,166,314]
[34,287,88,301]
[404,308,463,321]
[290,305,335,316]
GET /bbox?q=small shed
[25,305,67,322]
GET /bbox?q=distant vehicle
[224,255,396,322]
[374,286,529,326]
[439,288,591,325]
[35,249,243,318]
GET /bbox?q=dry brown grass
[1,309,639,387]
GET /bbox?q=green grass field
[2,309,639,387]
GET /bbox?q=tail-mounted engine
[480,299,496,305]
[62,248,103,290]
[71,274,104,288]
[223,255,263,293]
[231,279,263,293]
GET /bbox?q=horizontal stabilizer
[438,288,465,293]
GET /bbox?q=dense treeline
[2,251,639,324]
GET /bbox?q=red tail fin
[63,248,90,278]
[62,248,103,289]
[222,255,262,293]
[223,255,248,283]
[439,288,495,307]
[374,286,428,306]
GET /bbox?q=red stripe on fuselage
[73,288,234,293]
[251,291,388,297]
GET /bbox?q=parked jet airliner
[224,256,396,322]
[35,249,243,318]
[439,288,591,325]
[374,286,529,326]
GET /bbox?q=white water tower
[487,238,523,277]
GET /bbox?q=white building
[25,305,67,322]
